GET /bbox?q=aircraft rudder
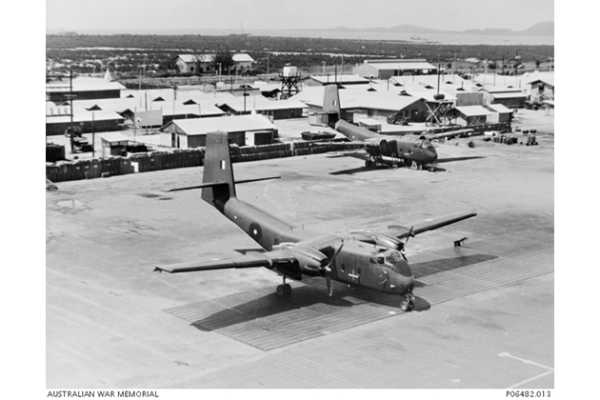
[201,131,236,205]
[323,84,341,123]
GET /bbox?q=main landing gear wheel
[400,293,415,312]
[410,161,422,170]
[276,284,292,298]
[365,160,374,167]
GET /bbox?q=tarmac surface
[46,111,554,389]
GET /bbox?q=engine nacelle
[365,139,398,157]
[352,232,403,250]
[273,243,328,272]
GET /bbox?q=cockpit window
[416,139,432,149]
[386,252,403,263]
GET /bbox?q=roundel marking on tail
[249,222,263,241]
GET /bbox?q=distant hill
[518,21,554,36]
[318,22,554,36]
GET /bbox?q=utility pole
[69,69,74,142]
[92,112,95,157]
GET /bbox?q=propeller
[323,241,344,297]
[401,226,414,261]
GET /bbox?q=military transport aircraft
[154,132,476,311]
[321,85,474,170]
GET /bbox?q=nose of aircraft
[389,260,415,294]
[426,145,438,163]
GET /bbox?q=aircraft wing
[384,210,477,239]
[313,141,366,149]
[426,129,474,140]
[154,250,296,273]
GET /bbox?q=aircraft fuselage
[218,197,415,295]
[335,120,438,165]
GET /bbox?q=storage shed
[485,104,513,124]
[101,132,131,157]
[481,88,528,109]
[452,106,491,126]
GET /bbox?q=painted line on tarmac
[498,352,554,389]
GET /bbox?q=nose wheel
[400,293,415,312]
[276,277,292,298]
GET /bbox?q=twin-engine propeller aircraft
[321,85,474,170]
[154,131,476,311]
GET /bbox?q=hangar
[159,114,278,148]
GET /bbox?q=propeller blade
[404,226,414,248]
[325,241,344,270]
[323,241,343,298]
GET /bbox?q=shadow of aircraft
[328,156,486,175]
[186,252,495,331]
[435,156,486,164]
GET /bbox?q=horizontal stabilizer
[166,176,280,192]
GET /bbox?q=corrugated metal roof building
[159,114,278,148]
[46,77,125,102]
[175,53,255,74]
[481,88,528,109]
[217,97,308,119]
[451,106,491,126]
[175,54,216,74]
[353,59,438,79]
[46,110,125,136]
[526,78,555,102]
[308,75,370,86]
[292,86,430,123]
[485,103,514,124]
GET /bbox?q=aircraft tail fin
[201,131,237,207]
[323,85,341,124]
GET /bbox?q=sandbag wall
[46,157,135,182]
[46,143,65,163]
[45,141,346,183]
[231,143,293,163]
[291,141,344,156]
[128,149,205,173]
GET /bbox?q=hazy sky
[47,0,554,33]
